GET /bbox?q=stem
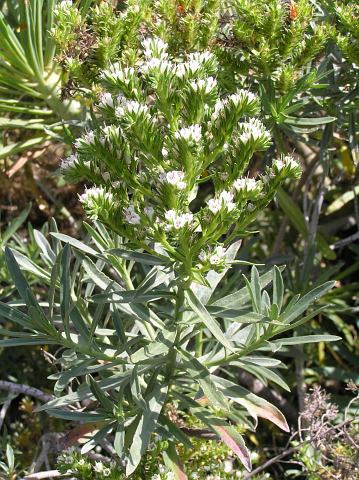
[195,329,203,357]
[166,285,185,381]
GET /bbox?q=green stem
[195,329,203,357]
[166,285,185,381]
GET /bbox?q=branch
[180,427,218,440]
[0,380,54,403]
[23,471,66,480]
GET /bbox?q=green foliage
[0,214,337,476]
[0,0,84,160]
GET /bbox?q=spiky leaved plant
[0,0,84,160]
[0,39,339,477]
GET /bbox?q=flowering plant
[0,38,339,478]
[63,38,301,282]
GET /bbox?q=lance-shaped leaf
[106,248,169,265]
[279,281,335,324]
[176,392,251,471]
[213,424,251,472]
[213,376,289,432]
[212,267,283,310]
[180,350,229,412]
[90,289,174,304]
[271,334,341,346]
[186,290,234,352]
[163,442,188,480]
[126,383,168,475]
[51,233,98,256]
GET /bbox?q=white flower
[190,77,217,94]
[54,0,73,13]
[223,459,233,473]
[124,205,141,225]
[99,92,114,108]
[103,468,111,477]
[101,66,134,85]
[79,187,113,206]
[60,154,78,170]
[116,99,149,118]
[175,63,186,77]
[211,98,226,120]
[142,38,168,59]
[102,171,111,182]
[142,57,172,73]
[175,124,202,143]
[144,206,155,219]
[199,250,207,262]
[233,177,257,191]
[165,210,193,230]
[238,118,270,144]
[273,155,301,175]
[273,159,284,170]
[186,51,214,73]
[161,170,186,190]
[219,190,236,211]
[162,147,168,157]
[74,130,95,148]
[78,459,85,466]
[207,245,227,265]
[94,461,104,473]
[230,89,258,107]
[284,154,300,170]
[207,191,235,213]
[207,198,221,214]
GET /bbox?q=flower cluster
[62,38,301,279]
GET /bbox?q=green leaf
[33,229,56,264]
[6,444,14,471]
[45,410,108,422]
[158,415,192,449]
[186,290,234,352]
[114,422,125,459]
[0,302,31,329]
[0,204,31,244]
[162,442,188,480]
[284,115,336,126]
[90,289,174,304]
[0,337,56,347]
[36,367,151,411]
[213,424,251,472]
[250,266,261,312]
[10,249,50,281]
[180,350,229,411]
[280,281,334,324]
[4,247,35,303]
[60,244,72,340]
[50,233,98,256]
[81,424,115,454]
[272,266,284,312]
[106,248,169,265]
[126,383,168,475]
[212,268,282,309]
[272,335,341,346]
[213,376,289,432]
